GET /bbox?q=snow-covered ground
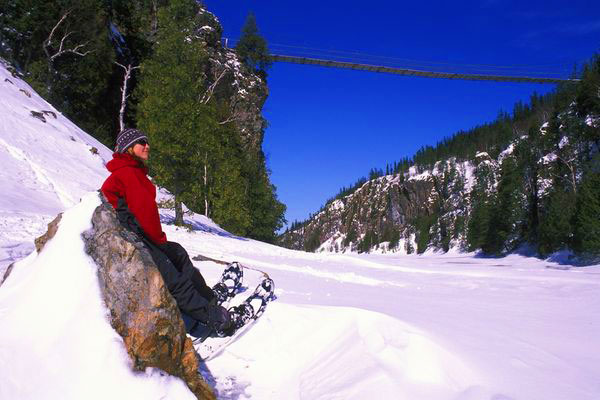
[177,229,600,400]
[1,62,600,400]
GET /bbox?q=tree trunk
[204,153,209,217]
[115,63,139,132]
[175,199,184,226]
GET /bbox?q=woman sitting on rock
[101,128,235,340]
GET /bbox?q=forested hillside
[0,0,285,241]
[280,55,600,262]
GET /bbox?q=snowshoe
[212,262,243,305]
[228,276,275,330]
[193,268,276,361]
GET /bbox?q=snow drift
[0,193,200,400]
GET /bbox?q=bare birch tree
[115,62,140,132]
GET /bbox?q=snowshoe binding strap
[212,283,229,305]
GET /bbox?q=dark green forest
[0,0,286,242]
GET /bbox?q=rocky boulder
[81,193,214,400]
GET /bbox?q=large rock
[81,193,214,400]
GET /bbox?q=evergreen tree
[235,12,271,80]
[415,214,436,253]
[343,226,358,247]
[1,0,116,145]
[483,157,524,254]
[467,157,496,251]
[575,55,600,121]
[204,123,252,234]
[467,193,492,251]
[136,0,210,226]
[573,166,600,262]
[538,187,575,256]
[304,227,322,252]
[244,159,287,242]
[358,229,376,253]
[516,130,543,244]
[388,229,400,249]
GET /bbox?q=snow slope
[0,61,112,277]
[1,61,600,400]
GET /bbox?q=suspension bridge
[269,55,576,84]
[225,39,579,84]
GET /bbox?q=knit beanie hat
[115,128,148,153]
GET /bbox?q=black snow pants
[115,197,215,338]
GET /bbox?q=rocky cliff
[196,7,268,156]
[279,162,466,254]
[279,99,599,256]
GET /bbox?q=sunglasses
[135,139,149,146]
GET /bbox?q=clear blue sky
[203,0,600,228]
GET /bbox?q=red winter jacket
[101,153,167,245]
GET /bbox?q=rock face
[279,175,437,253]
[279,160,475,254]
[195,7,268,156]
[82,193,214,400]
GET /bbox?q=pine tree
[244,160,287,242]
[415,214,436,254]
[467,157,496,251]
[136,0,210,226]
[538,187,575,256]
[202,123,252,234]
[1,0,116,145]
[575,55,600,121]
[515,130,543,244]
[467,193,492,251]
[573,167,600,262]
[235,12,271,80]
[483,156,524,254]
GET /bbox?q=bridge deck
[271,54,578,84]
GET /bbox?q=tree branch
[218,116,239,125]
[200,68,227,104]
[44,10,93,63]
[44,11,71,54]
[555,154,577,194]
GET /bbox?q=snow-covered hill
[0,60,113,278]
[1,61,600,400]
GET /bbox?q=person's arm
[121,169,167,244]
